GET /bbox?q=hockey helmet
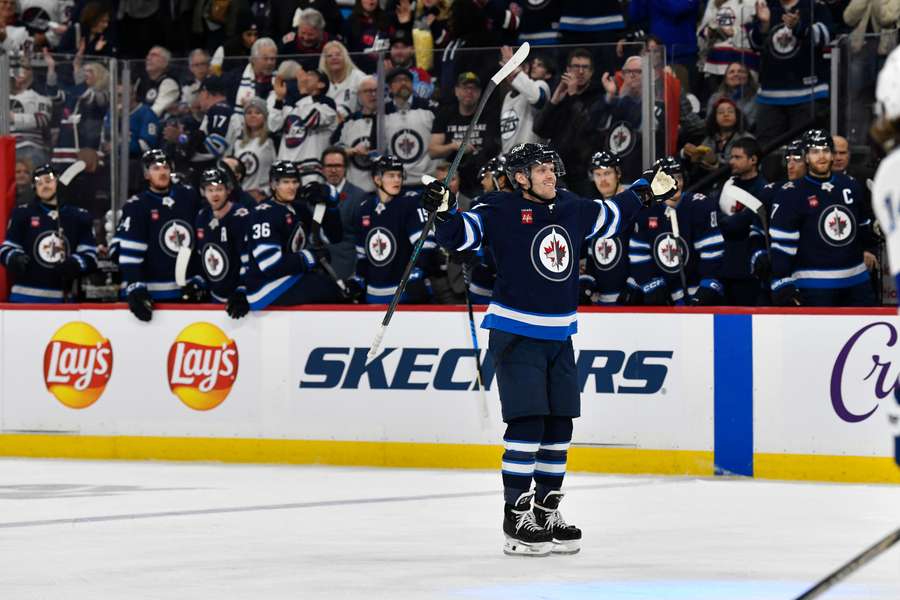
[32,162,57,182]
[652,155,683,176]
[478,155,507,180]
[784,139,804,161]
[141,148,172,170]
[504,143,565,188]
[801,129,834,153]
[200,167,231,189]
[270,160,301,182]
[590,151,621,171]
[372,154,405,178]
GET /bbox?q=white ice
[0,459,898,599]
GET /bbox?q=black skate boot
[503,491,552,557]
[534,490,581,554]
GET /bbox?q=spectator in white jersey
[226,37,277,116]
[231,97,276,202]
[385,67,436,188]
[319,40,367,120]
[269,66,338,171]
[334,75,377,193]
[10,65,52,168]
[498,45,554,154]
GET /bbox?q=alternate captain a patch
[530,225,573,282]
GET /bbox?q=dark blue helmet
[269,160,300,182]
[372,154,404,178]
[590,151,621,171]
[505,143,565,189]
[801,129,835,153]
[785,139,804,161]
[652,155,683,175]
[200,167,231,189]
[478,155,507,180]
[141,148,171,170]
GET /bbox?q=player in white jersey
[872,46,900,295]
[499,47,554,154]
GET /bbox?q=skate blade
[551,539,581,555]
[503,537,552,557]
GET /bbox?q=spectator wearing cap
[279,7,329,70]
[333,76,377,193]
[189,76,243,172]
[321,146,367,280]
[181,49,211,109]
[429,71,501,196]
[385,67,436,188]
[226,36,277,116]
[319,40,367,120]
[271,0,345,41]
[230,97,276,202]
[135,45,181,118]
[383,28,434,100]
[269,66,338,172]
[499,46,554,154]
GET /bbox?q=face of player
[521,162,557,201]
[34,174,58,202]
[376,170,403,196]
[592,167,620,198]
[481,172,496,193]
[806,147,833,177]
[729,148,755,178]
[204,183,229,210]
[146,163,171,191]
[272,177,300,202]
[832,137,850,172]
[786,156,806,180]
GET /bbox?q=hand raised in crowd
[551,73,574,104]
[601,72,617,97]
[273,75,287,101]
[756,0,771,25]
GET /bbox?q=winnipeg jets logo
[653,233,689,274]
[608,122,635,156]
[159,219,193,257]
[390,129,424,163]
[289,223,307,253]
[591,237,622,271]
[500,108,520,140]
[366,227,396,267]
[283,115,309,148]
[202,243,229,281]
[238,151,260,177]
[350,136,373,170]
[33,231,68,267]
[818,205,856,247]
[771,24,799,58]
[530,225,573,282]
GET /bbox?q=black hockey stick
[793,526,900,600]
[461,263,485,387]
[310,202,350,299]
[367,43,531,359]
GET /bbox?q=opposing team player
[243,161,342,308]
[769,129,877,306]
[112,149,203,321]
[0,164,98,302]
[348,155,435,304]
[628,157,725,305]
[194,167,252,318]
[422,142,676,556]
[580,151,640,305]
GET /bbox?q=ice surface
[0,459,897,599]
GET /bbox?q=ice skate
[534,490,581,554]
[502,491,552,557]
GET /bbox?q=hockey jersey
[269,94,338,168]
[195,203,251,303]
[434,187,644,340]
[514,0,561,45]
[384,98,435,187]
[583,226,633,305]
[111,184,203,300]
[353,190,435,304]
[327,68,367,119]
[770,173,872,291]
[872,148,900,291]
[0,200,98,302]
[628,193,725,303]
[135,70,180,118]
[10,88,51,152]
[697,0,759,75]
[334,110,375,193]
[559,0,625,33]
[500,72,550,154]
[192,101,243,165]
[231,135,277,197]
[716,174,769,279]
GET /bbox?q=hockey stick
[56,160,87,302]
[461,261,490,422]
[367,43,531,360]
[174,246,192,287]
[664,205,690,304]
[720,178,770,251]
[310,202,350,298]
[792,526,900,600]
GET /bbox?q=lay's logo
[43,322,113,409]
[167,322,238,411]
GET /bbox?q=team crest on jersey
[771,24,800,58]
[530,225,573,282]
[289,223,307,252]
[366,227,396,267]
[159,219,193,257]
[391,128,424,163]
[146,88,158,102]
[608,122,636,156]
[350,136,373,170]
[33,231,69,267]
[808,195,819,208]
[202,243,229,281]
[500,108,519,140]
[653,233,689,274]
[521,209,533,224]
[818,205,856,247]
[283,115,309,148]
[238,151,260,178]
[591,237,622,271]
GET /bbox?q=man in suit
[321,146,367,280]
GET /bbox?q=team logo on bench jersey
[366,226,396,266]
[653,233,689,274]
[591,237,622,271]
[202,243,229,281]
[818,205,856,247]
[159,219,193,257]
[33,231,69,267]
[531,225,573,282]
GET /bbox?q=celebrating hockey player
[769,129,877,306]
[0,164,98,302]
[348,155,435,304]
[422,142,677,557]
[112,149,203,321]
[194,167,252,318]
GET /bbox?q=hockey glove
[449,250,479,267]
[422,180,456,221]
[690,281,724,306]
[633,167,678,206]
[578,275,596,305]
[641,277,673,306]
[8,253,31,277]
[771,283,802,306]
[127,285,153,322]
[181,280,208,302]
[750,250,771,281]
[226,291,250,319]
[55,256,82,282]
[346,275,366,303]
[618,282,644,306]
[405,267,429,302]
[300,182,332,206]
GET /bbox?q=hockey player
[348,155,435,304]
[0,164,98,302]
[243,161,342,309]
[580,151,640,305]
[769,129,876,306]
[422,142,677,557]
[194,167,251,318]
[872,46,900,307]
[111,149,203,321]
[269,68,338,172]
[479,156,511,194]
[629,157,725,305]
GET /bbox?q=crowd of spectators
[1,0,898,307]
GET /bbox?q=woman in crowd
[319,40,367,120]
[343,0,390,72]
[683,97,754,174]
[56,1,114,57]
[230,97,276,203]
[706,62,758,131]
